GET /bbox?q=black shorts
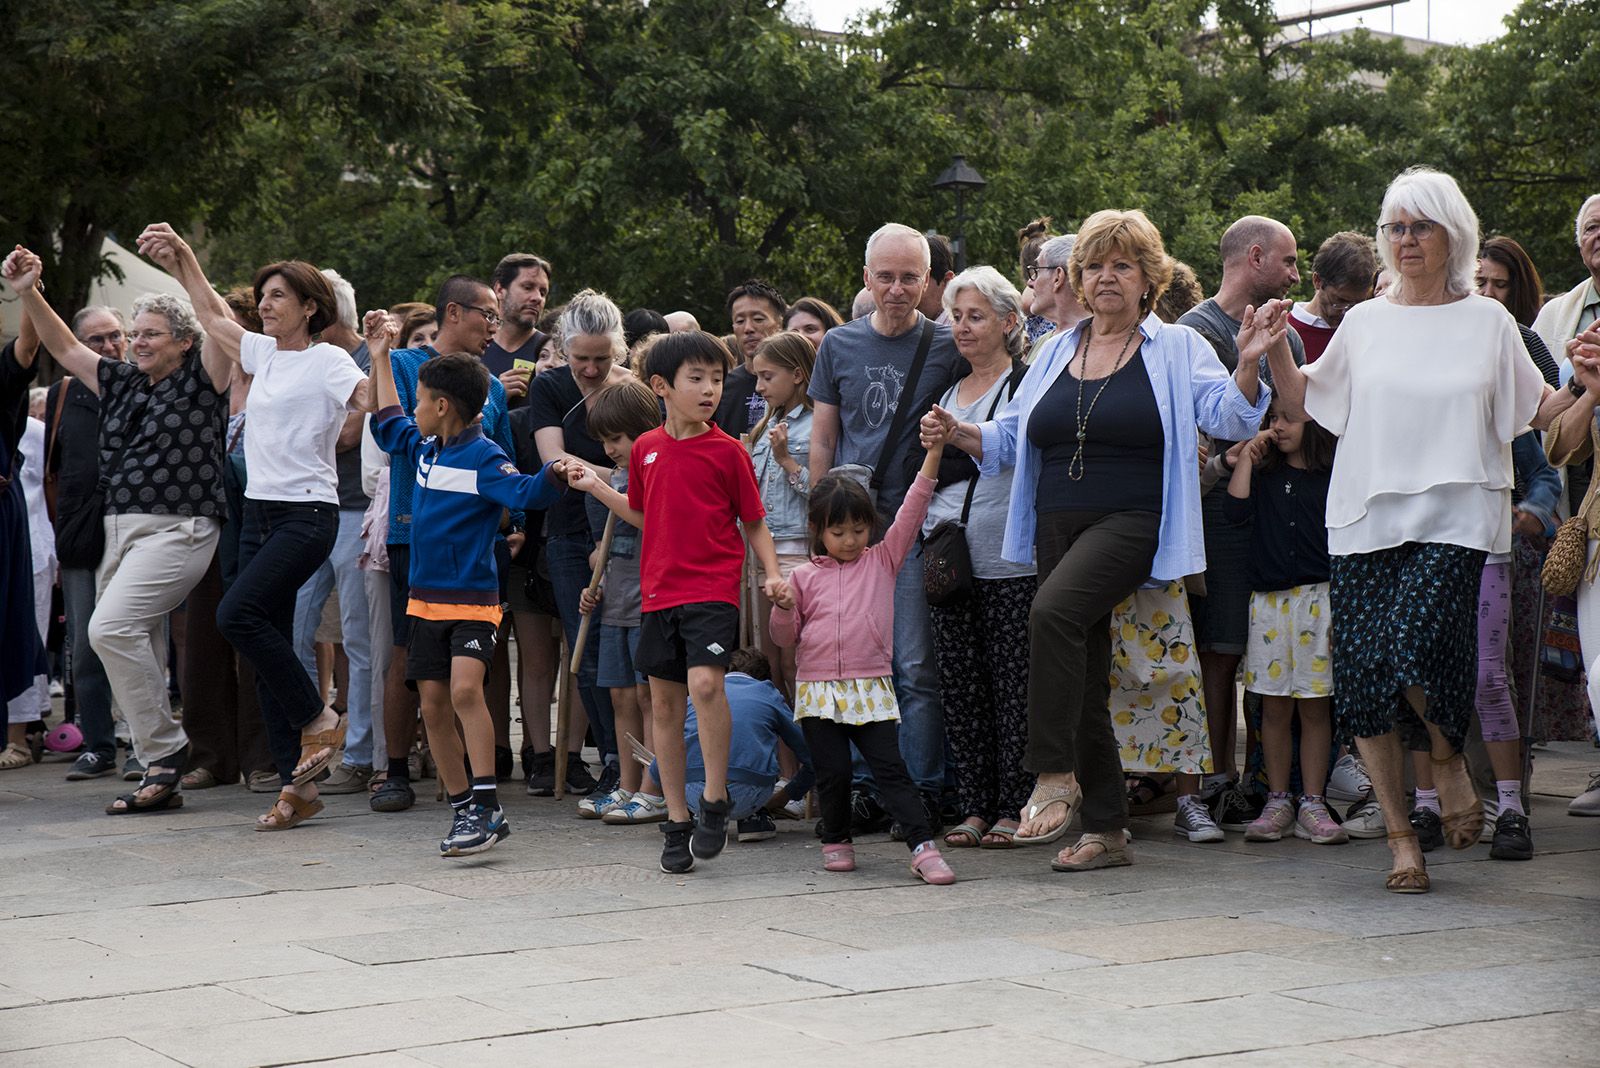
[406,617,499,685]
[388,544,412,645]
[635,602,739,684]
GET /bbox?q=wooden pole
[558,513,616,798]
[570,513,617,675]
[554,643,572,800]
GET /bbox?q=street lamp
[932,154,986,272]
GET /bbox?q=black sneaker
[370,776,416,813]
[565,754,599,796]
[736,811,777,842]
[524,750,555,796]
[1210,781,1263,832]
[691,793,731,860]
[1489,809,1533,860]
[440,804,510,857]
[849,789,891,835]
[520,745,538,779]
[582,760,618,802]
[495,745,514,782]
[1409,806,1444,853]
[66,751,116,780]
[660,819,696,873]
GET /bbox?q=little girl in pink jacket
[769,437,955,885]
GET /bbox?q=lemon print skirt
[1107,580,1214,774]
[796,676,900,725]
[1242,582,1334,699]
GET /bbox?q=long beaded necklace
[1068,320,1143,481]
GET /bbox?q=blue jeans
[685,779,769,821]
[892,540,945,792]
[219,500,338,785]
[291,508,373,768]
[546,532,617,762]
[61,566,115,759]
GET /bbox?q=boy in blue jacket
[366,311,567,856]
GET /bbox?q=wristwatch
[1569,376,1586,397]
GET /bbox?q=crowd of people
[2,164,1598,890]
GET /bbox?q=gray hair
[943,265,1026,358]
[70,305,125,338]
[864,223,931,270]
[1377,166,1479,299]
[321,269,358,332]
[1037,234,1076,268]
[556,288,627,360]
[130,292,203,354]
[850,287,876,319]
[1576,194,1600,248]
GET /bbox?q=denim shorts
[685,780,770,822]
[597,623,645,689]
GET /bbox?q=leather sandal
[1015,780,1082,845]
[1430,751,1484,850]
[980,820,1020,849]
[105,747,187,815]
[943,819,988,848]
[1384,829,1430,894]
[1051,832,1132,872]
[291,713,347,786]
[255,790,324,831]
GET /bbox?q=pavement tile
[1250,897,1554,937]
[1315,1008,1599,1067]
[2,938,355,1002]
[0,987,285,1053]
[1019,916,1344,964]
[1261,924,1598,977]
[0,1038,184,1067]
[1162,1047,1382,1067]
[0,987,39,1011]
[756,936,1105,992]
[857,1026,1142,1068]
[1283,957,1600,1026]
[299,916,631,965]
[1011,950,1371,1006]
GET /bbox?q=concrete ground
[0,740,1595,1067]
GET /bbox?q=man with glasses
[1288,231,1377,364]
[47,307,125,780]
[373,274,522,813]
[809,222,961,833]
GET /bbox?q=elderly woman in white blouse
[1261,167,1544,894]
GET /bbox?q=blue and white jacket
[372,405,563,614]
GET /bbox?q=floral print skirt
[795,676,899,725]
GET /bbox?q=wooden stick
[570,512,617,674]
[554,641,571,801]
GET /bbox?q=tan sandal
[291,714,347,785]
[1015,781,1082,845]
[180,767,219,790]
[1430,751,1483,850]
[943,819,988,848]
[255,790,324,831]
[1384,829,1430,893]
[0,742,34,771]
[1051,832,1132,871]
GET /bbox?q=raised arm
[364,310,400,412]
[567,465,643,528]
[2,247,105,392]
[135,223,241,385]
[1549,349,1600,465]
[1238,300,1293,414]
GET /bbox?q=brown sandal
[1384,829,1430,894]
[291,713,347,785]
[1430,751,1483,850]
[255,789,324,831]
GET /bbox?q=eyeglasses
[870,272,926,289]
[458,303,503,328]
[81,331,125,347]
[1024,264,1064,281]
[128,330,171,342]
[1379,220,1440,241]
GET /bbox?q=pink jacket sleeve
[879,473,935,574]
[768,575,803,648]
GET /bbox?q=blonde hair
[746,331,816,444]
[1068,209,1174,315]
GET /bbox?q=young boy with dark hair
[366,311,568,856]
[570,331,786,873]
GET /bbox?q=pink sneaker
[910,844,956,885]
[1245,796,1295,842]
[822,843,856,872]
[1293,799,1349,844]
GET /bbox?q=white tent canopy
[88,235,190,320]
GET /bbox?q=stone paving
[0,740,1595,1066]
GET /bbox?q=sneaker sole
[1292,825,1349,844]
[736,831,778,842]
[1244,829,1287,841]
[603,811,668,824]
[1174,826,1226,843]
[1341,824,1388,839]
[442,825,511,857]
[66,769,115,780]
[1489,842,1533,860]
[660,857,695,874]
[370,792,416,813]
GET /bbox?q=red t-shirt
[1288,314,1336,364]
[629,424,766,611]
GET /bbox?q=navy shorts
[635,602,739,684]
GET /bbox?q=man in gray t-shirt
[808,223,960,804]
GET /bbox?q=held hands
[1226,429,1274,469]
[1236,299,1292,365]
[134,223,191,273]
[549,459,571,485]
[1568,331,1600,397]
[362,310,398,353]
[765,574,793,610]
[1,246,41,294]
[565,463,598,493]
[920,404,957,449]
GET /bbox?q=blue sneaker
[440,804,510,857]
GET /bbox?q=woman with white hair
[1261,167,1545,894]
[924,267,1035,849]
[3,248,229,813]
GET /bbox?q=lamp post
[932,154,986,272]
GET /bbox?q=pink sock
[1415,788,1441,815]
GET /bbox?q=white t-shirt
[239,332,367,504]
[1302,293,1544,556]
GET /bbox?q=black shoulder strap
[870,318,936,491]
[957,360,1021,524]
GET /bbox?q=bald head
[1220,216,1292,266]
[851,287,876,319]
[664,310,700,333]
[1218,214,1300,305]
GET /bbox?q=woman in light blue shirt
[924,209,1277,872]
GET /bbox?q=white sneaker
[1326,753,1372,803]
[1568,772,1600,817]
[773,779,807,820]
[1173,795,1226,842]
[1340,796,1387,839]
[602,792,668,824]
[578,788,631,820]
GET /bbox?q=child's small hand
[1224,438,1252,468]
[506,530,526,557]
[566,464,597,493]
[768,421,789,459]
[766,575,793,609]
[362,309,398,349]
[1246,429,1275,466]
[579,587,602,615]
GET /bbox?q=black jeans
[218,499,338,785]
[1029,509,1160,834]
[804,718,933,850]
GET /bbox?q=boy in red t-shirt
[571,332,785,874]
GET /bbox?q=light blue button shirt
[977,312,1272,581]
